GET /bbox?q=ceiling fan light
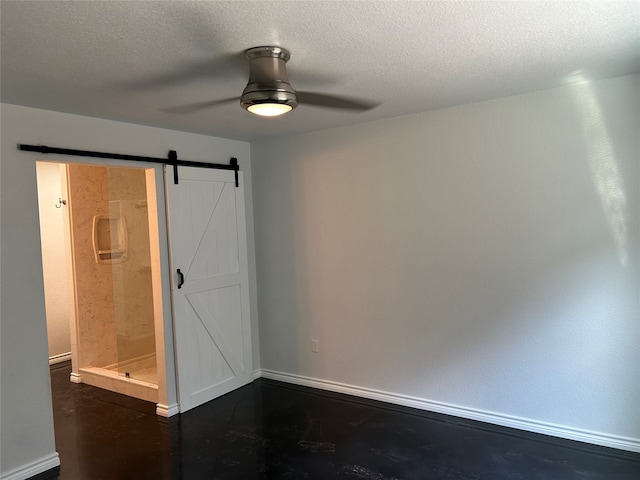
[247,102,293,117]
[241,91,298,116]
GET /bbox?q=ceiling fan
[165,46,379,117]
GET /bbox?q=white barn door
[165,166,252,412]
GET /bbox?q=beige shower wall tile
[68,164,156,369]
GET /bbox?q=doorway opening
[36,161,166,406]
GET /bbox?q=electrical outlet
[311,339,319,353]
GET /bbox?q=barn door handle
[177,269,184,289]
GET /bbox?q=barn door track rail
[18,144,239,187]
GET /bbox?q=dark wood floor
[47,362,639,479]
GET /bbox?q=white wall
[36,162,72,361]
[0,104,259,478]
[251,74,640,450]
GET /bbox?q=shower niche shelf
[92,214,128,264]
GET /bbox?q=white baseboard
[0,453,59,480]
[49,352,72,365]
[156,403,179,417]
[259,369,640,453]
[69,372,82,383]
[252,369,262,380]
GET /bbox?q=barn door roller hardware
[18,144,239,187]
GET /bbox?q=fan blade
[124,54,246,90]
[162,97,238,114]
[296,91,380,111]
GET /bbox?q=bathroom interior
[36,161,164,405]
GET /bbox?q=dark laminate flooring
[47,362,639,479]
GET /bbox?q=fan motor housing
[240,46,298,111]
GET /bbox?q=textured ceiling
[1,1,639,142]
